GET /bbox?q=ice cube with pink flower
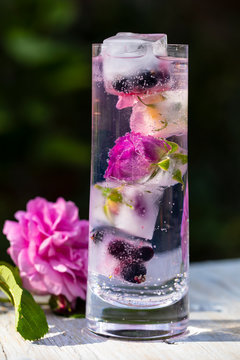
[130,90,188,138]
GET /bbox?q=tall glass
[86,40,189,339]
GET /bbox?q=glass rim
[92,43,188,59]
[92,43,188,47]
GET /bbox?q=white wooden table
[1,259,240,360]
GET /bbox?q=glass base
[86,291,189,340]
[87,318,188,340]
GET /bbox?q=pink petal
[42,270,63,296]
[38,236,52,255]
[50,259,76,281]
[18,249,35,275]
[22,273,48,295]
[116,95,137,109]
[34,258,51,274]
[63,275,86,301]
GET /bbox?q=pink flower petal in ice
[130,91,188,138]
[104,132,171,183]
[116,95,138,109]
[3,197,89,302]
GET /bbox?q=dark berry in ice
[121,262,147,283]
[112,77,132,93]
[91,230,104,244]
[134,71,159,91]
[137,246,154,261]
[112,70,170,94]
[108,240,135,261]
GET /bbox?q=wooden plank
[0,259,240,360]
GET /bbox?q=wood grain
[0,259,240,360]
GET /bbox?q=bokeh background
[0,0,239,262]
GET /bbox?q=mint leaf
[172,153,188,164]
[108,189,123,203]
[172,169,184,185]
[0,263,48,340]
[137,96,155,108]
[153,119,168,132]
[157,158,170,171]
[94,184,112,198]
[165,140,179,154]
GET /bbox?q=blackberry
[108,240,135,261]
[112,70,170,94]
[133,71,159,91]
[121,262,147,283]
[136,246,154,262]
[112,77,133,94]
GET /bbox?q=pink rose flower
[104,132,171,183]
[3,197,89,302]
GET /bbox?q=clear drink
[86,34,189,339]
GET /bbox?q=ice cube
[114,184,164,239]
[89,226,152,278]
[102,32,167,57]
[130,90,188,138]
[101,32,170,95]
[90,180,164,239]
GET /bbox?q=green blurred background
[0,0,239,262]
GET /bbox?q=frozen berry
[136,246,154,261]
[121,262,147,283]
[112,70,170,94]
[112,77,132,93]
[91,230,104,244]
[133,71,159,91]
[108,240,135,260]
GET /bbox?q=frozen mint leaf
[95,184,111,198]
[157,158,170,171]
[103,202,113,222]
[96,185,132,215]
[172,153,188,164]
[108,189,123,203]
[0,263,48,341]
[137,96,155,108]
[153,119,168,132]
[165,140,179,154]
[172,169,184,185]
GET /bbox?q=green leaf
[94,185,111,198]
[153,119,168,132]
[172,153,188,164]
[103,202,112,222]
[0,262,22,286]
[3,29,68,66]
[95,185,124,204]
[0,263,48,341]
[137,96,155,108]
[172,169,184,185]
[108,189,123,203]
[157,158,170,171]
[165,140,179,154]
[70,313,85,318]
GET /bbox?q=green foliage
[0,263,48,340]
